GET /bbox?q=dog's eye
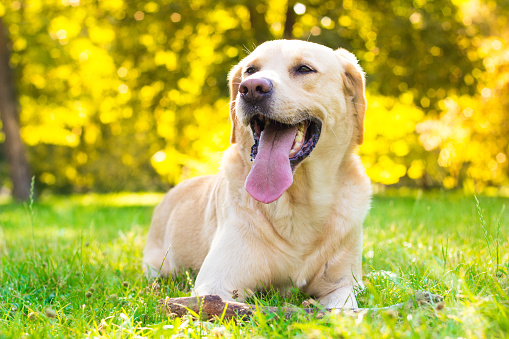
[245,66,257,75]
[296,65,315,74]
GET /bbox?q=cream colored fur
[143,40,371,309]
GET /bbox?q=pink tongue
[245,123,298,204]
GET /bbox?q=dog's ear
[335,48,366,145]
[228,63,243,144]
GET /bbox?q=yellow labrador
[143,40,371,309]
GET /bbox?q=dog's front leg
[307,233,364,309]
[191,227,268,302]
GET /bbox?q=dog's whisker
[220,101,231,111]
[242,44,252,54]
[329,124,341,147]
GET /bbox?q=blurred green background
[0,0,507,198]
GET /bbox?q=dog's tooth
[295,130,303,143]
[289,124,306,157]
[298,122,306,132]
[289,141,303,157]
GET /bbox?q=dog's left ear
[228,63,243,144]
[334,48,367,145]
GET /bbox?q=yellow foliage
[209,9,238,31]
[12,37,26,51]
[144,2,159,13]
[365,155,407,185]
[360,93,424,185]
[2,0,508,193]
[265,0,287,37]
[84,124,100,144]
[391,140,410,157]
[40,172,56,185]
[140,34,155,50]
[49,16,81,40]
[151,99,230,183]
[88,25,115,44]
[408,160,425,179]
[22,125,79,147]
[65,166,77,180]
[98,0,124,12]
[154,50,177,71]
[234,5,251,31]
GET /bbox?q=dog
[143,40,371,309]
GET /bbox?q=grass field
[0,191,508,338]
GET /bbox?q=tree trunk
[283,0,296,39]
[0,18,31,201]
[247,2,273,46]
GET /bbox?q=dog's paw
[319,287,359,309]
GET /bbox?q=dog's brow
[292,56,305,65]
[244,60,260,70]
[294,50,313,60]
[290,53,316,68]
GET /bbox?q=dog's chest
[265,197,360,287]
[268,213,336,274]
[268,196,327,237]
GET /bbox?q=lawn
[0,192,508,338]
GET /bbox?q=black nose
[239,78,273,104]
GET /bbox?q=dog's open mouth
[249,115,322,167]
[245,114,322,204]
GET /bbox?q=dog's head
[228,40,366,204]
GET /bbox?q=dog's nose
[239,78,272,103]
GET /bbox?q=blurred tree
[283,0,296,39]
[0,0,506,194]
[0,17,31,200]
[416,1,509,192]
[246,1,274,44]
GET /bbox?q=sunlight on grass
[0,192,11,205]
[44,192,165,207]
[0,192,508,337]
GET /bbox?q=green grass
[0,191,508,338]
